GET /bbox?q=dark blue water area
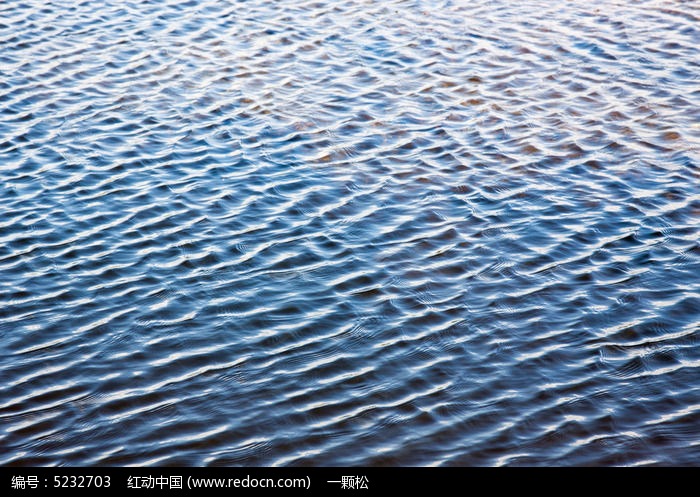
[1,0,699,466]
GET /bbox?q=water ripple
[1,0,698,466]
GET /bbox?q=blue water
[1,0,699,466]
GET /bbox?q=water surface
[1,0,699,465]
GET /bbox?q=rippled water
[1,0,699,466]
